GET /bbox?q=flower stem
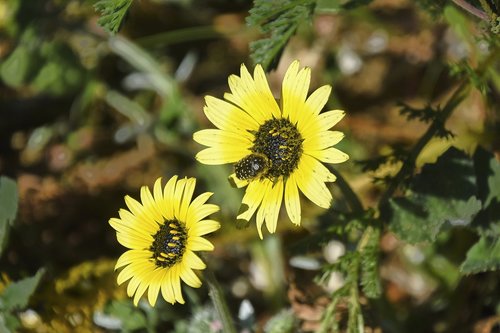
[451,0,489,21]
[379,81,468,207]
[329,167,364,214]
[205,268,237,333]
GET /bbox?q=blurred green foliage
[0,0,498,332]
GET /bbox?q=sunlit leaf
[105,300,148,331]
[389,148,482,243]
[0,269,45,311]
[0,176,18,257]
[0,312,20,333]
[0,45,31,88]
[460,236,500,274]
[247,0,315,71]
[94,0,133,34]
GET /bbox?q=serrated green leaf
[247,0,315,70]
[0,269,45,311]
[94,0,133,34]
[389,148,482,243]
[460,236,500,274]
[390,191,482,243]
[0,176,18,257]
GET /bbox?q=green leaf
[471,147,500,237]
[389,148,482,243]
[0,312,20,333]
[105,300,148,331]
[0,176,18,257]
[0,45,31,88]
[460,236,500,274]
[360,227,381,298]
[94,0,133,34]
[0,269,45,311]
[484,152,500,207]
[264,309,296,333]
[247,0,315,71]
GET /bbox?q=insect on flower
[234,153,270,181]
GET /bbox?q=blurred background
[0,0,498,332]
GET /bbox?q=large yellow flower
[193,60,348,238]
[109,176,220,306]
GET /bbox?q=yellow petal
[116,249,151,269]
[255,179,273,239]
[153,177,168,219]
[124,196,159,232]
[193,129,252,148]
[172,177,186,220]
[228,173,249,188]
[184,250,206,270]
[109,218,153,241]
[284,174,301,225]
[187,203,219,224]
[163,175,178,220]
[179,178,196,223]
[253,64,281,118]
[282,61,311,123]
[147,269,162,307]
[303,130,344,151]
[264,180,284,234]
[204,96,259,133]
[186,192,215,227]
[237,179,267,222]
[133,275,151,306]
[308,147,349,164]
[170,265,185,304]
[118,209,157,235]
[188,236,215,251]
[304,85,332,116]
[300,110,345,137]
[180,264,202,288]
[116,231,151,250]
[299,154,337,182]
[140,185,163,224]
[224,64,279,123]
[196,147,249,165]
[189,219,221,236]
[161,270,175,304]
[295,159,332,208]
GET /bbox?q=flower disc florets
[150,220,187,268]
[245,118,303,180]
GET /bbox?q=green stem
[451,0,489,21]
[136,26,226,48]
[317,293,341,333]
[378,81,468,207]
[478,0,495,18]
[205,269,237,333]
[329,167,364,214]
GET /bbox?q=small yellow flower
[109,176,220,306]
[194,60,348,238]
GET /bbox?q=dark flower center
[235,118,303,181]
[150,220,187,268]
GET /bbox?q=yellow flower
[109,176,220,306]
[193,60,348,238]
